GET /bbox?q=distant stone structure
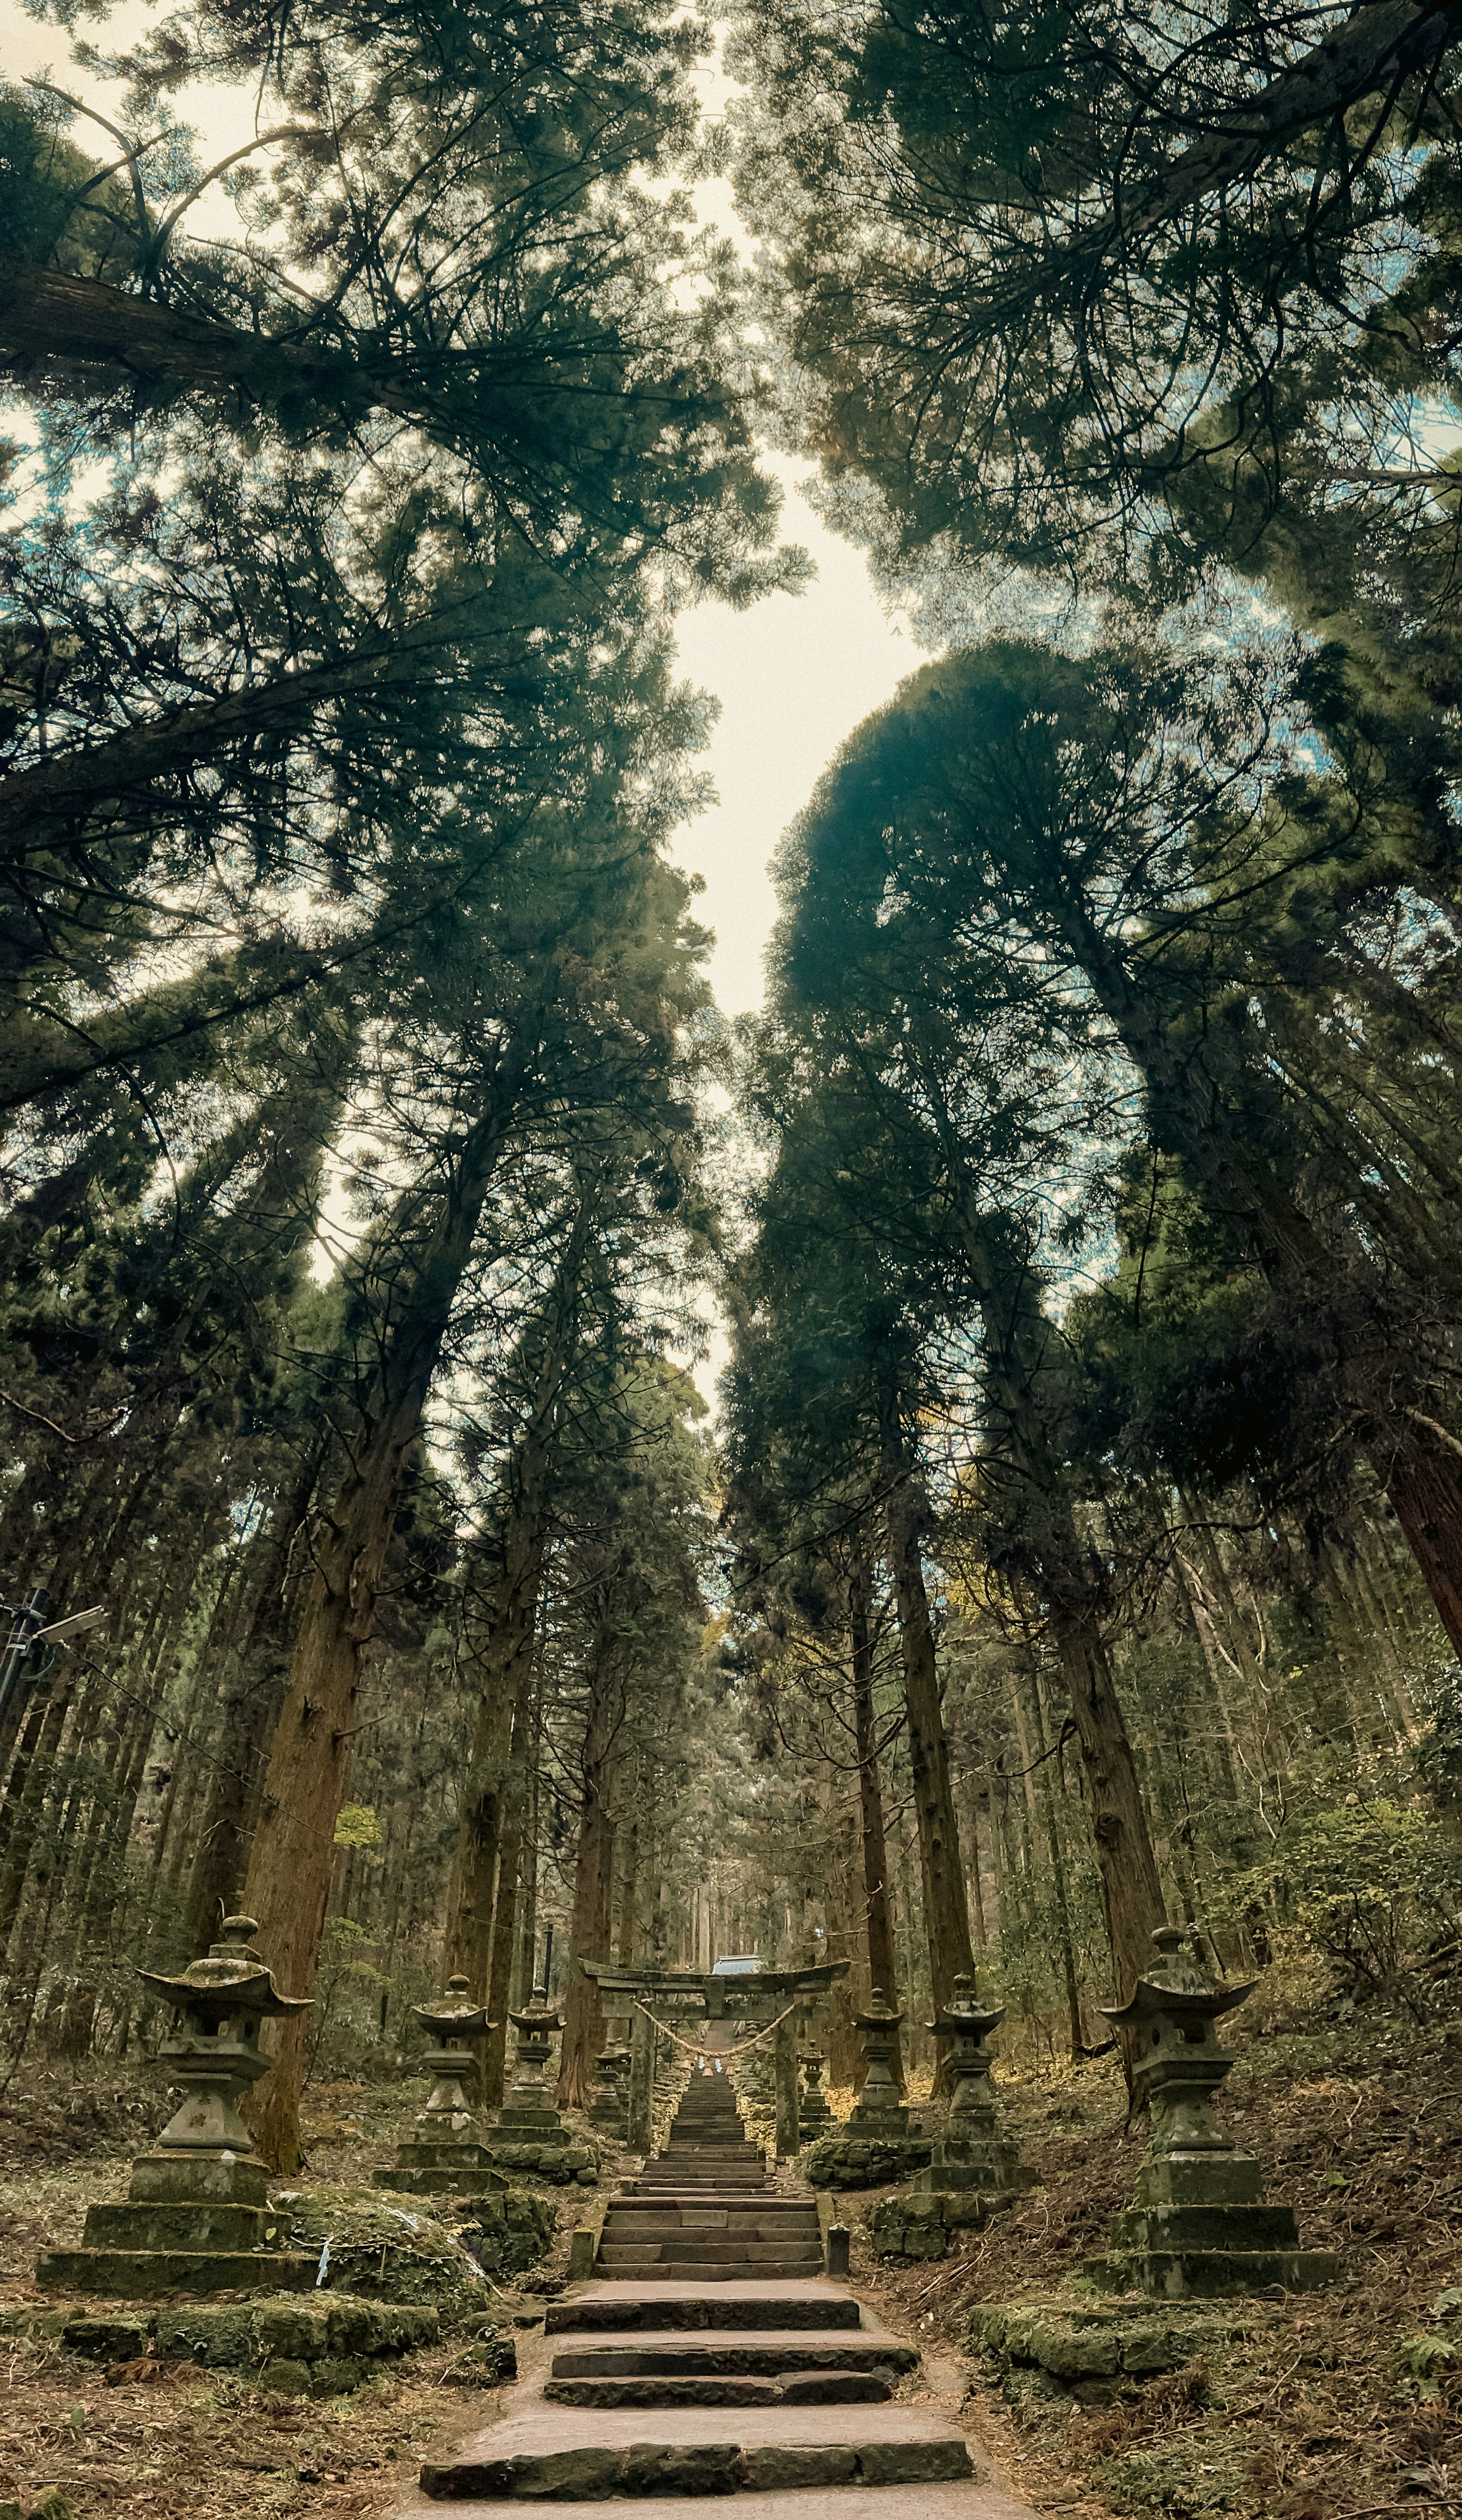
[37,1915,317,2296]
[797,2039,835,2143]
[587,1991,632,2142]
[861,1972,1038,2256]
[1086,1925,1341,2297]
[802,1989,936,2191]
[374,1975,505,2202]
[489,1989,598,2184]
[911,1974,1036,2201]
[843,1992,915,2139]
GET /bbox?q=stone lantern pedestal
[490,1990,571,2162]
[587,1998,631,2142]
[1085,1926,1341,2298]
[844,1992,914,2138]
[797,2042,835,2144]
[374,1976,505,2201]
[912,1974,1037,2199]
[37,1916,318,2297]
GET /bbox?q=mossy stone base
[970,2301,1239,2386]
[863,2186,1015,2261]
[489,2141,599,2186]
[1086,2245,1341,2298]
[271,2182,553,2307]
[1110,2202,1301,2254]
[60,2291,438,2392]
[373,2138,506,2202]
[36,2146,314,2297]
[373,2165,507,2200]
[803,2134,933,2191]
[492,2108,568,2142]
[36,2248,319,2297]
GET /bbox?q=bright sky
[0,4,922,1023]
[674,466,916,1014]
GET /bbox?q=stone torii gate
[580,1955,849,2161]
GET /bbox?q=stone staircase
[598,2068,821,2281]
[413,2065,1023,2507]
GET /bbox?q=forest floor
[0,2069,585,2520]
[846,2009,1462,2518]
[0,2015,1458,2520]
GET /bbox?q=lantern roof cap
[509,1985,562,2034]
[1099,1927,1256,2028]
[139,1915,310,2017]
[927,1971,1004,2038]
[852,1987,904,2031]
[413,1974,495,2037]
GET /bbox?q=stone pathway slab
[402,2482,1033,2520]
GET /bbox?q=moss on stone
[268,2184,551,2311]
[803,2135,934,2191]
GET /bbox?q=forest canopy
[0,0,1459,2223]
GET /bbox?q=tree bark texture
[183,1449,323,1958]
[443,1189,597,1993]
[938,1166,1169,2004]
[873,1375,974,2017]
[557,1698,618,2107]
[241,1062,533,2169]
[849,1542,902,2087]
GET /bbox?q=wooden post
[627,1999,654,2155]
[774,2009,800,2162]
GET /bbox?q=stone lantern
[1086,1924,1340,2297]
[588,1992,632,2140]
[845,1991,914,2137]
[913,1973,1036,2197]
[37,1915,318,2296]
[492,1988,571,2155]
[374,1975,505,2201]
[797,2040,835,2143]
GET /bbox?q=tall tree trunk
[1020,1649,1085,2060]
[184,1446,324,1958]
[484,1752,530,2111]
[0,266,455,438]
[558,1667,621,2109]
[872,1372,974,2020]
[938,1163,1166,2007]
[442,1187,597,1990]
[849,1536,903,2086]
[0,1675,76,1951]
[241,1053,536,2169]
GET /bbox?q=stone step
[37,2248,319,2298]
[598,2245,822,2269]
[603,2201,816,2220]
[542,2369,896,2409]
[656,2170,765,2180]
[592,2264,813,2283]
[618,2188,785,2204]
[660,2137,756,2157]
[603,2223,820,2242]
[640,2166,767,2180]
[632,2182,768,2194]
[663,2149,762,2161]
[658,2242,823,2264]
[600,2237,817,2258]
[418,2405,977,2499]
[546,2292,864,2334]
[548,2338,919,2381]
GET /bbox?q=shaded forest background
[1,0,1461,2184]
